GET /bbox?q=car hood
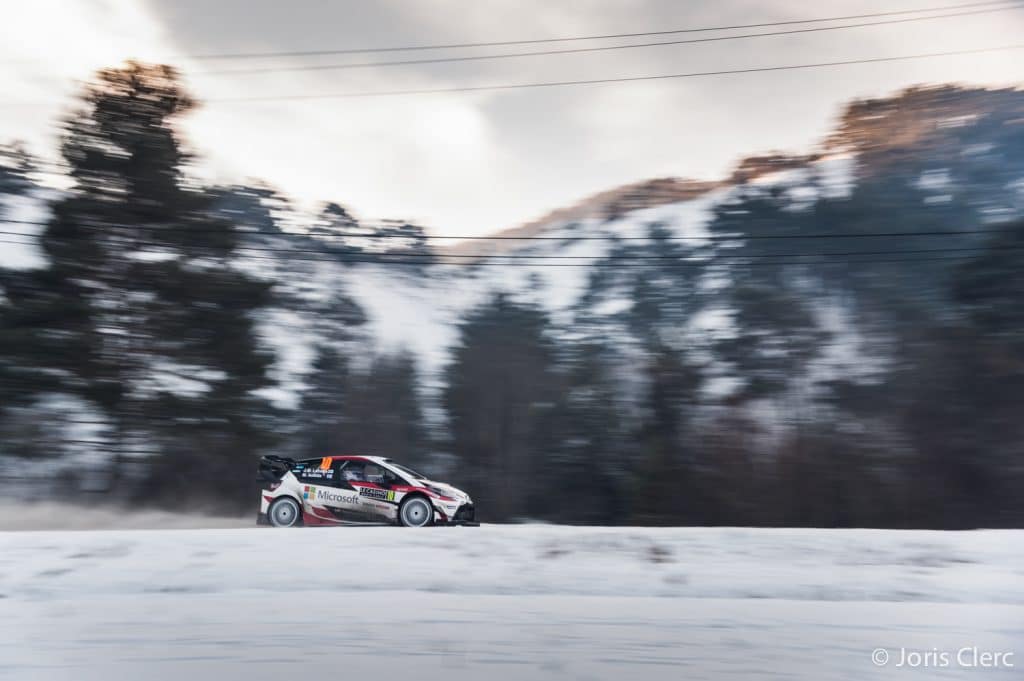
[420,479,471,504]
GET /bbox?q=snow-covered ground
[0,502,250,531]
[1,526,1020,680]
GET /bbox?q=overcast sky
[2,0,1023,236]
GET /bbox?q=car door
[293,458,342,511]
[296,458,358,520]
[345,462,400,523]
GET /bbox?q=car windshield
[386,461,428,480]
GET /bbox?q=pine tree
[20,62,276,507]
[444,294,561,521]
[300,349,429,465]
[632,346,703,524]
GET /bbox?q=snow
[0,191,50,269]
[127,247,178,263]
[229,157,862,411]
[0,525,1019,680]
[592,296,633,316]
[0,393,112,465]
[1,153,872,413]
[4,155,869,418]
[917,169,953,192]
[0,503,249,531]
[325,189,728,379]
[341,265,464,375]
[784,185,820,211]
[963,143,995,157]
[816,154,856,199]
[251,308,318,410]
[611,187,725,242]
[134,360,226,398]
[730,157,856,210]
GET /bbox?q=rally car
[257,454,476,527]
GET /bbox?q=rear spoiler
[258,455,296,482]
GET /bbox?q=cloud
[2,0,1023,235]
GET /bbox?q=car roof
[299,454,388,465]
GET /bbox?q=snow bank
[0,503,250,531]
[2,525,1020,604]
[3,525,1019,681]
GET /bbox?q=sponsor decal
[304,485,358,506]
[358,487,396,502]
[316,489,359,506]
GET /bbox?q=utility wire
[0,233,1014,261]
[205,44,1024,101]
[4,43,1020,107]
[1,220,1015,242]
[214,44,1024,100]
[175,252,1014,268]
[0,237,997,268]
[195,6,1021,76]
[170,253,1011,268]
[177,1,1013,60]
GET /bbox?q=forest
[1,62,1022,528]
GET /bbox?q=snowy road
[1,526,1021,680]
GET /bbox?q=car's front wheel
[399,496,433,527]
[268,497,301,527]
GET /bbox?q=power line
[0,236,997,268]
[0,233,1012,261]
[185,251,1013,268]
[177,1,1013,60]
[194,6,1021,76]
[1,220,1014,242]
[3,42,1020,108]
[205,44,1024,102]
[180,253,1011,268]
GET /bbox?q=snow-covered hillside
[239,155,858,408]
[2,526,1020,680]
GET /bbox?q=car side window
[339,460,366,483]
[364,464,390,485]
[294,460,335,484]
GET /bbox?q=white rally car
[257,455,476,527]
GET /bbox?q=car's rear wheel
[268,497,301,528]
[399,496,433,527]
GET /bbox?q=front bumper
[453,503,475,523]
[435,502,477,525]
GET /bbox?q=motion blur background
[1,0,1024,528]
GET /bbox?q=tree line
[1,65,1022,528]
